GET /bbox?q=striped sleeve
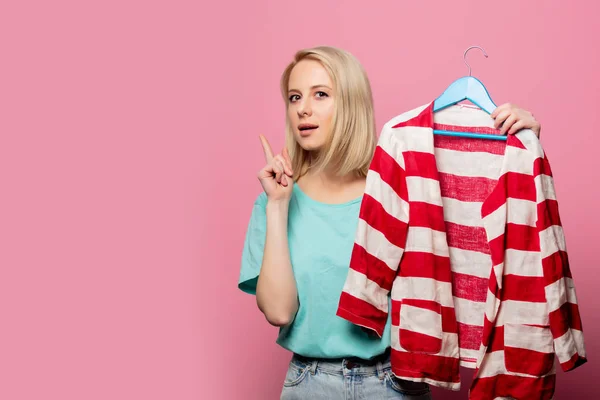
[535,151,587,371]
[336,126,409,337]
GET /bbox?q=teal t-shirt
[238,183,392,359]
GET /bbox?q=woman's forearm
[255,200,299,326]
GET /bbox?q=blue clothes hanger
[433,46,506,141]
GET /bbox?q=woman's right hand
[258,134,294,202]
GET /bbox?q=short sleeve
[238,192,268,295]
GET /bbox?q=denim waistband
[291,348,391,377]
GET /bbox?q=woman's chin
[296,137,325,152]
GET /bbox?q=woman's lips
[298,124,319,137]
[299,127,317,137]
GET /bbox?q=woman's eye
[289,94,300,102]
[316,91,328,98]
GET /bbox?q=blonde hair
[280,46,377,180]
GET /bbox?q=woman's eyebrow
[288,84,332,93]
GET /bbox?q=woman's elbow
[256,298,296,327]
[264,312,293,327]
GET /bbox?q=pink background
[1,1,598,399]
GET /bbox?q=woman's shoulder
[250,192,268,215]
[254,191,268,205]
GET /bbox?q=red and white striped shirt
[336,102,587,399]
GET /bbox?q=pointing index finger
[259,134,274,162]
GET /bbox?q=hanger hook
[463,46,488,76]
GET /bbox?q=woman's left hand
[491,103,541,138]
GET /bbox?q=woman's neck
[297,168,365,204]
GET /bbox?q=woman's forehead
[288,60,333,90]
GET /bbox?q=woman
[238,46,541,399]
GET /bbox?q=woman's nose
[297,99,312,117]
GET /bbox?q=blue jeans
[280,351,432,400]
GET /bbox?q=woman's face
[287,59,335,152]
